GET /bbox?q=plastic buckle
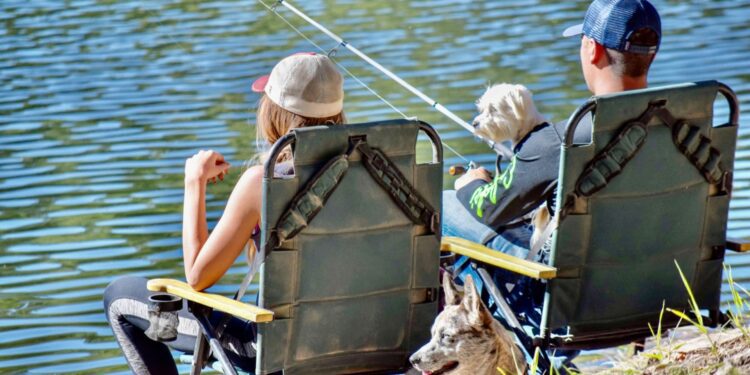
[550,333,575,344]
[346,135,366,157]
[430,213,440,234]
[722,171,732,194]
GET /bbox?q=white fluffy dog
[472,83,546,147]
[471,83,551,248]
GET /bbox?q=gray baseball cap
[252,53,344,118]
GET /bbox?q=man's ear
[591,39,607,66]
[442,271,462,306]
[582,36,604,66]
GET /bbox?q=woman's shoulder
[235,161,294,190]
[235,165,264,190]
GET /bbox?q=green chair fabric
[543,81,739,348]
[256,119,443,374]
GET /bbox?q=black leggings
[103,276,256,374]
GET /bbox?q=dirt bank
[597,328,750,374]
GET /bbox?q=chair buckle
[431,213,440,234]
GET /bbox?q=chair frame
[442,82,746,369]
[148,121,443,375]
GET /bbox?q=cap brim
[562,24,584,38]
[251,75,269,93]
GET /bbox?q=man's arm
[455,153,557,229]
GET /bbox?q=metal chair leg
[194,311,238,375]
[191,331,209,375]
[189,302,239,375]
[476,267,550,371]
[476,267,523,330]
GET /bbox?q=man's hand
[454,167,492,190]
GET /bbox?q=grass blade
[674,260,703,327]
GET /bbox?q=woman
[103,53,346,374]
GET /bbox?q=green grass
[503,262,750,374]
[725,264,750,341]
[666,260,717,354]
[616,261,750,374]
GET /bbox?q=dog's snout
[471,119,480,128]
[409,353,421,366]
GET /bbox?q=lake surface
[1,0,749,373]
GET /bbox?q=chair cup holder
[145,293,182,342]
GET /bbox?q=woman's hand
[185,150,231,184]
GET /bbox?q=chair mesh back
[546,82,737,340]
[256,120,442,374]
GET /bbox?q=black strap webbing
[264,137,438,254]
[670,120,725,184]
[574,101,663,198]
[357,141,438,232]
[265,154,350,252]
[562,99,727,219]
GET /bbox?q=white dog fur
[472,83,551,249]
[472,83,546,147]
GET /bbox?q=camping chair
[441,81,748,369]
[148,119,443,374]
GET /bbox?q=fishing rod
[256,0,514,162]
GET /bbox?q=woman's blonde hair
[255,94,346,163]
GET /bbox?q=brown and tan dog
[410,273,526,375]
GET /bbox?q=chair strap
[264,153,351,252]
[568,100,728,211]
[649,101,727,187]
[669,118,726,185]
[264,136,438,255]
[548,100,728,255]
[356,140,439,232]
[574,101,662,198]
[232,138,435,342]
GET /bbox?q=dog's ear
[442,271,462,306]
[462,275,493,327]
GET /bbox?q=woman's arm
[182,150,264,290]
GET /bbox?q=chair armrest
[147,278,274,323]
[727,237,750,252]
[441,236,557,280]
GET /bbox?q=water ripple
[1,0,749,372]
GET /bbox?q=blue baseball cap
[563,0,661,55]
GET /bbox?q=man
[443,1,663,370]
[443,0,662,262]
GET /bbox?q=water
[1,0,749,372]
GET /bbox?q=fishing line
[257,0,469,164]
[255,0,507,164]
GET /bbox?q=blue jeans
[441,190,530,258]
[441,189,537,292]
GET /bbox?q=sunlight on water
[1,0,749,372]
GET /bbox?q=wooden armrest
[147,279,274,323]
[441,236,557,280]
[727,237,750,252]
